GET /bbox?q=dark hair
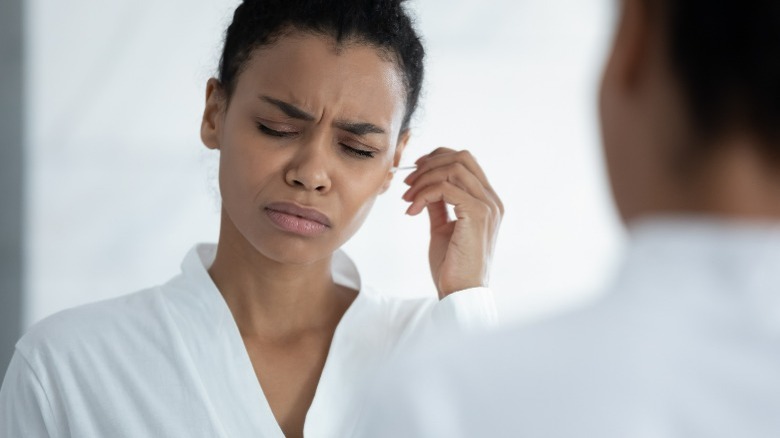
[218,0,425,132]
[655,0,780,153]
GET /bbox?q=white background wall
[25,0,622,327]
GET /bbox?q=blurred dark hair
[655,0,780,153]
[218,0,425,132]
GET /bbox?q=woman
[0,0,503,437]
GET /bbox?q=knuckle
[496,199,505,216]
[422,181,448,196]
[445,168,464,185]
[457,150,475,162]
[441,180,457,191]
[450,161,468,174]
[423,166,447,181]
[476,202,491,217]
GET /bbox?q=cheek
[347,196,378,235]
[337,173,386,230]
[218,130,280,206]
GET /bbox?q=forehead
[232,32,407,132]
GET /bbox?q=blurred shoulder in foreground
[354,0,780,436]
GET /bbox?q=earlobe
[201,78,225,150]
[379,129,411,194]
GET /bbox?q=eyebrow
[335,121,386,136]
[260,95,387,136]
[261,96,315,121]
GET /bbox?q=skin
[404,148,503,298]
[200,31,502,438]
[600,0,780,222]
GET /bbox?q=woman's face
[201,32,409,265]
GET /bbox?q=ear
[604,0,652,93]
[201,78,226,150]
[379,129,411,194]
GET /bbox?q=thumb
[426,200,449,230]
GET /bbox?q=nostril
[287,174,329,191]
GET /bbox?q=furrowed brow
[335,121,386,136]
[260,96,315,121]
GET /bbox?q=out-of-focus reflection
[357,1,780,436]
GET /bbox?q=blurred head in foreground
[600,0,780,223]
[349,3,780,437]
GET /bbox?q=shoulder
[15,286,168,368]
[361,299,652,437]
[435,295,647,390]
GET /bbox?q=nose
[284,134,332,193]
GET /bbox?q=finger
[411,148,504,217]
[404,148,504,215]
[413,146,454,164]
[402,162,490,204]
[425,200,450,230]
[406,181,491,220]
[407,149,492,194]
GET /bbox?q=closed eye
[342,144,376,159]
[257,123,298,138]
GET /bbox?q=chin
[250,231,338,266]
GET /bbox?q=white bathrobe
[0,244,497,438]
[356,218,780,438]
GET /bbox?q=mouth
[264,202,332,236]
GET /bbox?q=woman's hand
[402,148,503,299]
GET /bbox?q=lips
[264,202,332,236]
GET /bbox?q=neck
[208,212,355,340]
[638,134,780,222]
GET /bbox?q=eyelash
[343,146,375,159]
[257,123,297,138]
[256,123,376,159]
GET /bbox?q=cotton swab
[391,165,417,173]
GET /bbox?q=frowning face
[201,31,410,265]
